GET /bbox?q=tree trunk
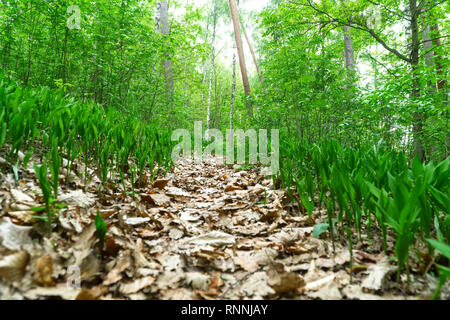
[229,0,252,117]
[343,25,355,82]
[207,1,217,133]
[409,0,426,162]
[429,24,449,158]
[200,15,211,107]
[230,50,236,132]
[157,1,174,113]
[242,27,263,83]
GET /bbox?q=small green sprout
[95,212,108,252]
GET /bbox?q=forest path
[0,156,439,300]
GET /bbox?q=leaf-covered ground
[0,154,448,300]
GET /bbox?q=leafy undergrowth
[0,153,448,300]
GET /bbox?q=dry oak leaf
[224,184,242,192]
[139,229,159,239]
[0,217,34,251]
[160,288,199,300]
[239,272,275,298]
[25,285,81,300]
[103,256,132,286]
[10,189,34,203]
[0,250,29,282]
[148,193,171,207]
[76,286,108,300]
[104,236,121,257]
[121,276,155,295]
[361,258,395,292]
[186,231,236,247]
[218,202,248,213]
[58,190,95,208]
[267,263,305,295]
[34,255,55,286]
[7,211,36,224]
[152,179,170,190]
[124,217,151,226]
[233,251,259,272]
[307,277,342,300]
[185,272,211,291]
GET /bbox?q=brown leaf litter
[0,155,448,300]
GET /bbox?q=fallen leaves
[152,179,170,190]
[0,154,441,301]
[58,190,96,208]
[121,276,155,295]
[267,263,305,295]
[0,250,29,282]
[361,258,395,292]
[239,272,275,298]
[103,256,132,286]
[0,217,34,250]
[186,231,236,247]
[33,256,55,286]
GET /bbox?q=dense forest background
[1,0,447,162]
[0,0,449,300]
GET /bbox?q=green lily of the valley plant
[279,137,449,282]
[426,239,450,300]
[95,212,108,254]
[32,162,66,231]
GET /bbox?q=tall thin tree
[156,1,174,114]
[229,0,252,116]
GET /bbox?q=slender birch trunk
[207,1,217,134]
[229,0,252,116]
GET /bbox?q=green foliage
[95,212,108,252]
[313,223,330,238]
[0,76,173,199]
[427,239,450,300]
[279,136,449,281]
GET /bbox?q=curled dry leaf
[79,252,101,281]
[361,258,395,292]
[267,263,305,295]
[0,217,34,250]
[103,256,132,286]
[104,235,121,257]
[185,272,211,291]
[10,189,34,203]
[307,277,342,300]
[224,184,242,192]
[239,272,275,298]
[152,179,170,190]
[168,227,184,240]
[0,250,30,282]
[124,217,151,226]
[76,286,108,300]
[7,210,36,224]
[305,274,336,291]
[148,193,171,207]
[121,276,155,295]
[25,285,81,300]
[34,255,55,286]
[233,251,259,272]
[186,231,235,248]
[139,229,159,239]
[59,190,95,208]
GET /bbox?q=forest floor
[0,154,447,300]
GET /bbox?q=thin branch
[422,0,448,13]
[417,0,427,16]
[290,0,412,63]
[365,53,399,77]
[365,0,410,21]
